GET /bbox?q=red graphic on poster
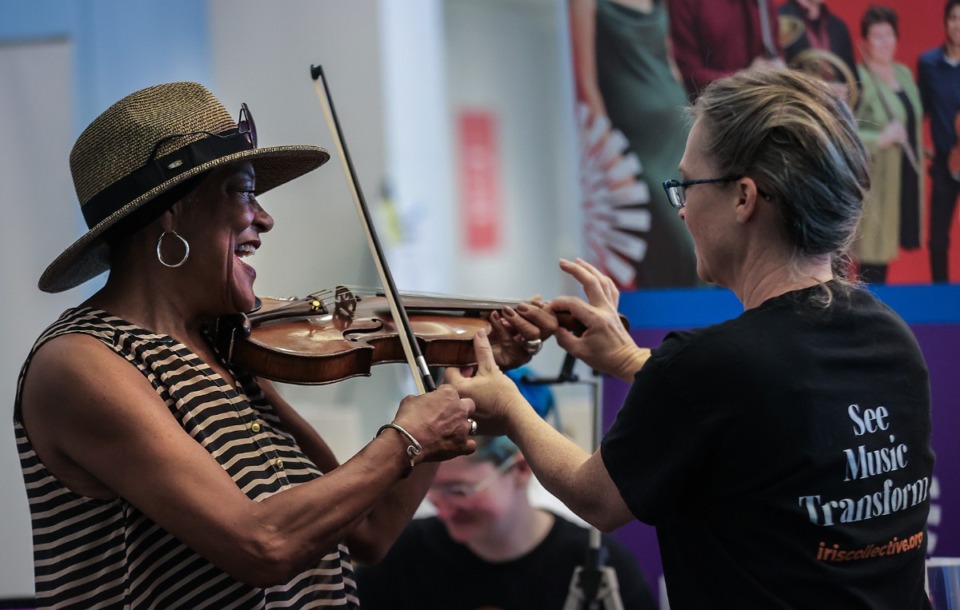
[458,110,501,252]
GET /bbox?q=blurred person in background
[919,0,960,283]
[855,4,924,284]
[778,0,859,106]
[569,0,699,288]
[666,0,783,100]
[356,435,657,610]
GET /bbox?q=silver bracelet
[376,423,423,478]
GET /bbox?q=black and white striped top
[14,307,359,609]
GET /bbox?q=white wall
[208,0,418,453]
[207,0,585,451]
[0,0,586,598]
[0,39,77,598]
[444,0,583,380]
[0,1,212,597]
[445,0,580,299]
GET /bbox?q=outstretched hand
[444,330,528,437]
[487,299,559,370]
[549,258,648,382]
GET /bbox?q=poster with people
[569,0,960,288]
[567,1,959,602]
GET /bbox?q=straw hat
[39,81,330,293]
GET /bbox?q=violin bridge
[332,285,358,330]
[209,313,252,361]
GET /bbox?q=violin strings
[256,285,531,316]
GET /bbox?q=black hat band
[81,129,252,229]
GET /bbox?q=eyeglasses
[237,102,257,148]
[426,455,520,503]
[147,102,258,164]
[662,175,742,209]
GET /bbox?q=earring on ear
[156,230,190,268]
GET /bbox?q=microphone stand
[522,355,624,610]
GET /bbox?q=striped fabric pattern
[14,307,359,609]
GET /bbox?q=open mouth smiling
[235,242,260,273]
[235,243,258,258]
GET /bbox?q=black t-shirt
[355,513,657,610]
[602,283,934,609]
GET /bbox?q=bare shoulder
[20,332,170,498]
[23,332,157,413]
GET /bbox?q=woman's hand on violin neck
[488,299,558,370]
[551,258,647,382]
[392,385,477,463]
[549,294,648,382]
[559,258,621,308]
[443,330,530,437]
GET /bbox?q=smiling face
[173,161,274,315]
[426,455,525,545]
[864,21,898,64]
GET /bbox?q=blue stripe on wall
[620,284,960,329]
[1,0,210,138]
[0,2,77,39]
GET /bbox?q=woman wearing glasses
[14,83,552,608]
[356,435,656,610]
[449,68,933,609]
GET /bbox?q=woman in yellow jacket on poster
[855,4,924,284]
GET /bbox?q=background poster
[567,0,960,604]
[571,0,958,288]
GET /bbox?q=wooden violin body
[212,286,627,385]
[216,287,523,385]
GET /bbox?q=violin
[257,67,619,390]
[212,286,627,385]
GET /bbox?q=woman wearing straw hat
[13,82,553,608]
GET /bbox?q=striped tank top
[14,307,359,609]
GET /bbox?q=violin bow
[310,65,436,394]
[756,0,777,60]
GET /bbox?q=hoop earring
[156,230,190,268]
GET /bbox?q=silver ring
[467,418,478,436]
[523,338,543,355]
